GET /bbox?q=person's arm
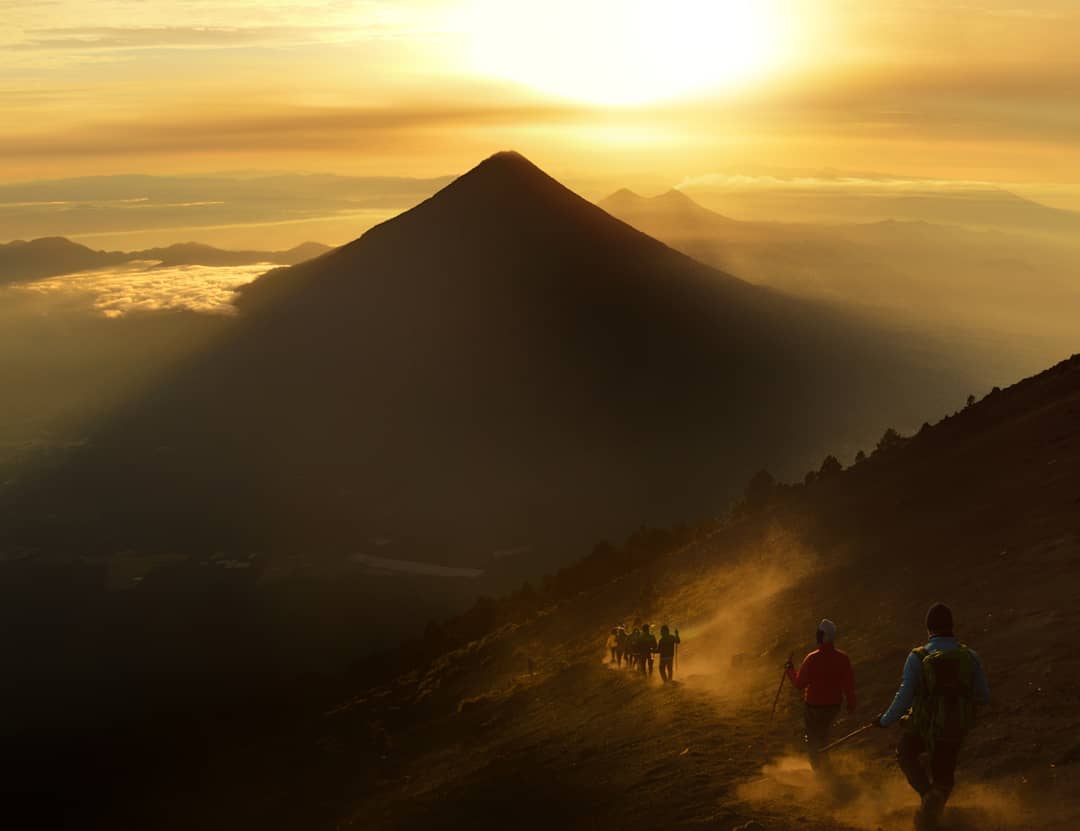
[788,653,812,689]
[879,651,921,726]
[969,649,990,705]
[844,656,857,713]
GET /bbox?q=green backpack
[910,645,978,747]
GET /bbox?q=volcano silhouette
[4,151,972,566]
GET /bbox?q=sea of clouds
[17,260,271,317]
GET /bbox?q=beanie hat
[926,603,954,634]
[817,619,837,643]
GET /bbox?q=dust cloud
[659,526,822,706]
[738,750,1032,831]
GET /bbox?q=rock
[733,822,767,831]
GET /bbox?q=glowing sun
[467,0,784,106]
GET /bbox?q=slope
[162,353,1080,831]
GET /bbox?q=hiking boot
[915,788,945,830]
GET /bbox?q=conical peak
[467,150,550,185]
[403,149,588,224]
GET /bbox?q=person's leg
[929,739,962,802]
[805,705,839,771]
[897,731,932,797]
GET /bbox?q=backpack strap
[911,646,929,694]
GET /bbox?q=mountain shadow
[3,151,983,563]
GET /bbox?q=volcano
[4,151,976,566]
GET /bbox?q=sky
[2,1,1079,208]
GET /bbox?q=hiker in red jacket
[786,618,856,771]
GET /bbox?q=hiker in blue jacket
[876,603,989,831]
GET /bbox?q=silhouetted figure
[628,626,642,670]
[638,623,657,676]
[615,625,628,667]
[657,624,680,682]
[606,628,619,664]
[875,603,989,831]
[786,619,856,772]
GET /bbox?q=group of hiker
[782,603,989,831]
[605,621,681,682]
[601,603,990,830]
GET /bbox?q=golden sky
[2,1,1079,196]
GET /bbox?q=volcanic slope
[172,353,1080,831]
[5,151,983,568]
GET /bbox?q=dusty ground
[166,356,1080,831]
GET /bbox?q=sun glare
[466,0,784,106]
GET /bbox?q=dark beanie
[926,603,954,634]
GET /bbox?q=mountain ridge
[0,236,333,285]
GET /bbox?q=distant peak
[599,188,645,207]
[657,188,694,204]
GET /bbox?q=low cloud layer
[19,261,270,317]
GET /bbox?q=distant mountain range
[677,177,1080,233]
[0,236,333,285]
[599,188,1080,368]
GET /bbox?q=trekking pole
[763,653,793,755]
[769,654,793,724]
[820,722,876,754]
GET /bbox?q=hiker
[606,628,619,664]
[785,618,856,771]
[657,624,680,682]
[615,625,628,668]
[875,603,989,831]
[628,626,642,670]
[638,623,658,676]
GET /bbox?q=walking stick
[763,653,793,755]
[820,722,876,754]
[770,654,793,724]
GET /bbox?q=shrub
[819,455,842,477]
[875,427,905,455]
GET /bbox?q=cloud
[0,102,583,160]
[17,261,271,317]
[675,172,1008,194]
[11,25,353,51]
